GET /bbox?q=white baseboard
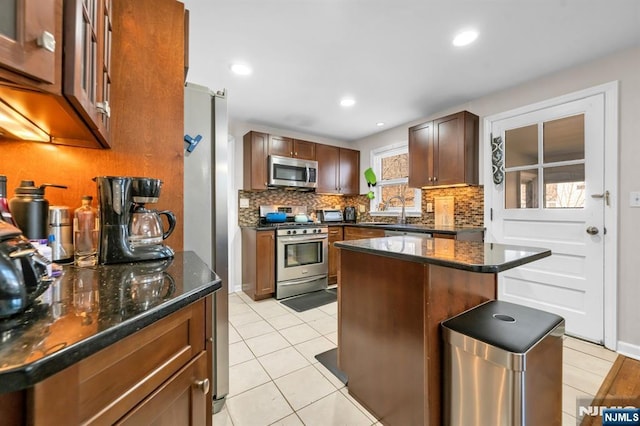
[230,284,242,294]
[617,340,640,361]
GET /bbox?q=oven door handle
[277,235,328,243]
[279,275,327,286]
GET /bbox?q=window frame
[369,142,422,217]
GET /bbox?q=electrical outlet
[426,202,433,213]
[239,198,249,208]
[358,204,366,213]
[630,192,640,207]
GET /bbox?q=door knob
[586,226,599,235]
[193,378,210,394]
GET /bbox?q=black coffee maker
[344,206,357,223]
[95,176,175,264]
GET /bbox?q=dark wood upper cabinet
[316,143,340,193]
[0,0,111,148]
[64,0,111,144]
[268,135,316,160]
[243,131,269,191]
[338,147,359,195]
[0,0,57,84]
[268,135,293,157]
[316,144,359,195]
[292,139,315,160]
[408,111,478,187]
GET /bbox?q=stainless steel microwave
[268,155,318,190]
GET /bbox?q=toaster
[0,221,50,318]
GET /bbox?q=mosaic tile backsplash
[238,186,484,227]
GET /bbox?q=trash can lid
[441,300,564,354]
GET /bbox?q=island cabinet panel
[338,250,496,426]
[28,299,211,426]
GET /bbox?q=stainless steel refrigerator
[184,82,229,413]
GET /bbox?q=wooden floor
[581,355,640,426]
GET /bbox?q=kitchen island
[334,236,551,426]
[0,251,221,426]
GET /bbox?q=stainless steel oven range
[259,205,328,299]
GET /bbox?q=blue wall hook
[184,134,203,152]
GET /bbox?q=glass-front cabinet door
[0,0,56,83]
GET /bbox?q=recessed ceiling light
[230,63,252,76]
[452,30,478,47]
[376,122,385,127]
[340,98,356,107]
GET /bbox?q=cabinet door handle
[433,176,437,181]
[428,177,432,182]
[294,152,298,156]
[96,101,111,117]
[37,31,56,52]
[290,151,293,156]
[193,378,210,394]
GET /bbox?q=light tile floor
[216,292,617,426]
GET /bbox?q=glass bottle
[73,195,98,266]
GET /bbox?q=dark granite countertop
[335,236,550,273]
[244,223,484,235]
[343,223,484,235]
[0,251,221,394]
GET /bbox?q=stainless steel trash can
[442,300,565,426]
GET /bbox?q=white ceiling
[183,0,640,142]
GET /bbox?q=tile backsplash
[238,186,484,227]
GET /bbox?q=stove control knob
[287,230,292,235]
[303,229,307,234]
[313,229,318,233]
[292,230,297,234]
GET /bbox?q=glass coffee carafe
[128,178,176,247]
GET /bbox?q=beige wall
[354,46,640,352]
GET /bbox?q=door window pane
[543,114,584,163]
[505,124,538,168]
[381,153,408,180]
[544,164,585,208]
[0,1,16,39]
[505,169,539,209]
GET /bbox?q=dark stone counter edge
[334,242,552,273]
[245,224,484,235]
[0,279,221,394]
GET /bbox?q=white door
[487,94,606,343]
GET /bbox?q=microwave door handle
[306,165,310,184]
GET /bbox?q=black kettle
[0,221,50,318]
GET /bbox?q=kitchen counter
[336,237,550,425]
[0,251,221,394]
[334,236,549,272]
[343,222,484,236]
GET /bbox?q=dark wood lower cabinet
[328,226,343,285]
[242,228,276,300]
[0,298,212,426]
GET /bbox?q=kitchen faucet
[383,195,407,224]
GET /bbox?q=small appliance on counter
[9,180,67,240]
[95,176,175,264]
[0,221,51,318]
[48,206,73,263]
[317,209,343,223]
[344,206,357,223]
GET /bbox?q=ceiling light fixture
[230,63,252,76]
[452,30,478,47]
[376,122,385,127]
[340,98,356,107]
